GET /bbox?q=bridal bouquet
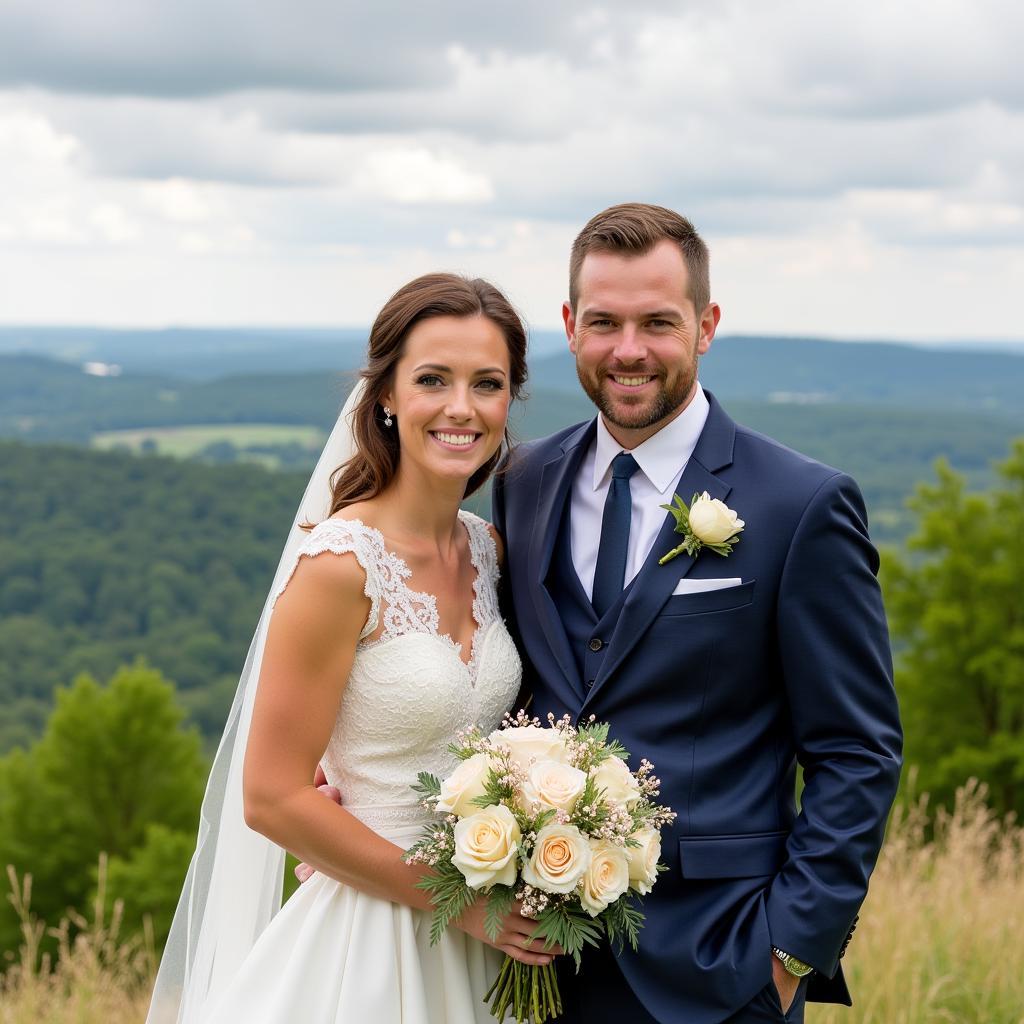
[403,711,676,1023]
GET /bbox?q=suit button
[589,638,603,652]
[585,679,594,689]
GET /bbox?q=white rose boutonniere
[659,491,744,565]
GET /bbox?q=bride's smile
[383,313,512,491]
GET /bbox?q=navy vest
[545,498,634,698]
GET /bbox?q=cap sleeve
[271,519,381,641]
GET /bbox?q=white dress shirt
[570,384,710,599]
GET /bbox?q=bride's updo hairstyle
[326,272,528,515]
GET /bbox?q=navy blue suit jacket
[492,392,903,1023]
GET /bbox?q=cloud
[0,0,679,97]
[0,1,1020,336]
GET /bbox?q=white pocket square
[671,577,742,596]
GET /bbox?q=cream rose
[592,756,641,810]
[580,841,631,916]
[489,725,569,771]
[625,828,661,895]
[522,823,592,894]
[451,805,521,890]
[435,752,493,818]
[688,492,745,545]
[521,759,588,814]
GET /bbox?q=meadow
[2,782,1021,1024]
[92,422,325,464]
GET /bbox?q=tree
[882,439,1024,817]
[0,662,206,956]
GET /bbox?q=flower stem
[486,956,562,1022]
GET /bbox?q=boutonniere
[658,491,745,565]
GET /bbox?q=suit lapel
[529,420,595,704]
[584,394,737,707]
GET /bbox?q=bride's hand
[455,899,564,966]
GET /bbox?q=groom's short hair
[569,203,710,315]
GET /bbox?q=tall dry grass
[809,779,1024,1024]
[2,781,1022,1023]
[0,855,154,1024]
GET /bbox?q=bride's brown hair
[324,272,528,517]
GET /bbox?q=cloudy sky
[1,0,1021,338]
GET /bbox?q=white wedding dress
[202,510,522,1023]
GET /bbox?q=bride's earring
[383,406,394,428]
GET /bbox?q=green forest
[0,442,301,751]
[2,339,1023,980]
[1,435,1023,964]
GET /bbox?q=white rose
[688,492,745,545]
[451,805,522,890]
[489,725,569,771]
[580,841,631,916]
[521,760,588,814]
[522,823,592,894]
[625,828,661,895]
[436,752,493,818]
[592,756,641,811]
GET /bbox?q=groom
[490,203,903,1023]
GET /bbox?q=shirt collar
[592,383,710,495]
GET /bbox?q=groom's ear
[697,302,721,356]
[563,301,578,353]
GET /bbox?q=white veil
[147,379,366,1023]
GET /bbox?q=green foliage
[575,720,630,765]
[483,884,516,943]
[602,893,644,954]
[882,439,1024,817]
[411,772,441,800]
[0,663,207,956]
[95,824,196,948]
[0,440,305,752]
[533,901,603,969]
[415,859,479,947]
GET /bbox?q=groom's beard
[576,359,696,432]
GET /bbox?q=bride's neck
[375,467,467,551]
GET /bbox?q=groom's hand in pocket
[771,956,800,1014]
[294,764,342,883]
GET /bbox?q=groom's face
[564,239,719,446]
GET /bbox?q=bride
[148,273,554,1023]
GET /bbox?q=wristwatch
[772,947,814,977]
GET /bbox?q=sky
[1,0,1022,338]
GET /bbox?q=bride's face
[384,314,513,488]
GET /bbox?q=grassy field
[3,783,1022,1024]
[92,423,325,460]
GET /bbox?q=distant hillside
[0,355,351,440]
[4,327,1023,409]
[0,326,371,379]
[531,337,1024,419]
[2,352,1020,544]
[0,441,303,752]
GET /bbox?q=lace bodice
[272,511,522,829]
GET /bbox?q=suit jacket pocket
[661,579,755,617]
[679,829,789,879]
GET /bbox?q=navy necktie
[592,452,640,618]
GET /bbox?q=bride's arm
[242,549,553,965]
